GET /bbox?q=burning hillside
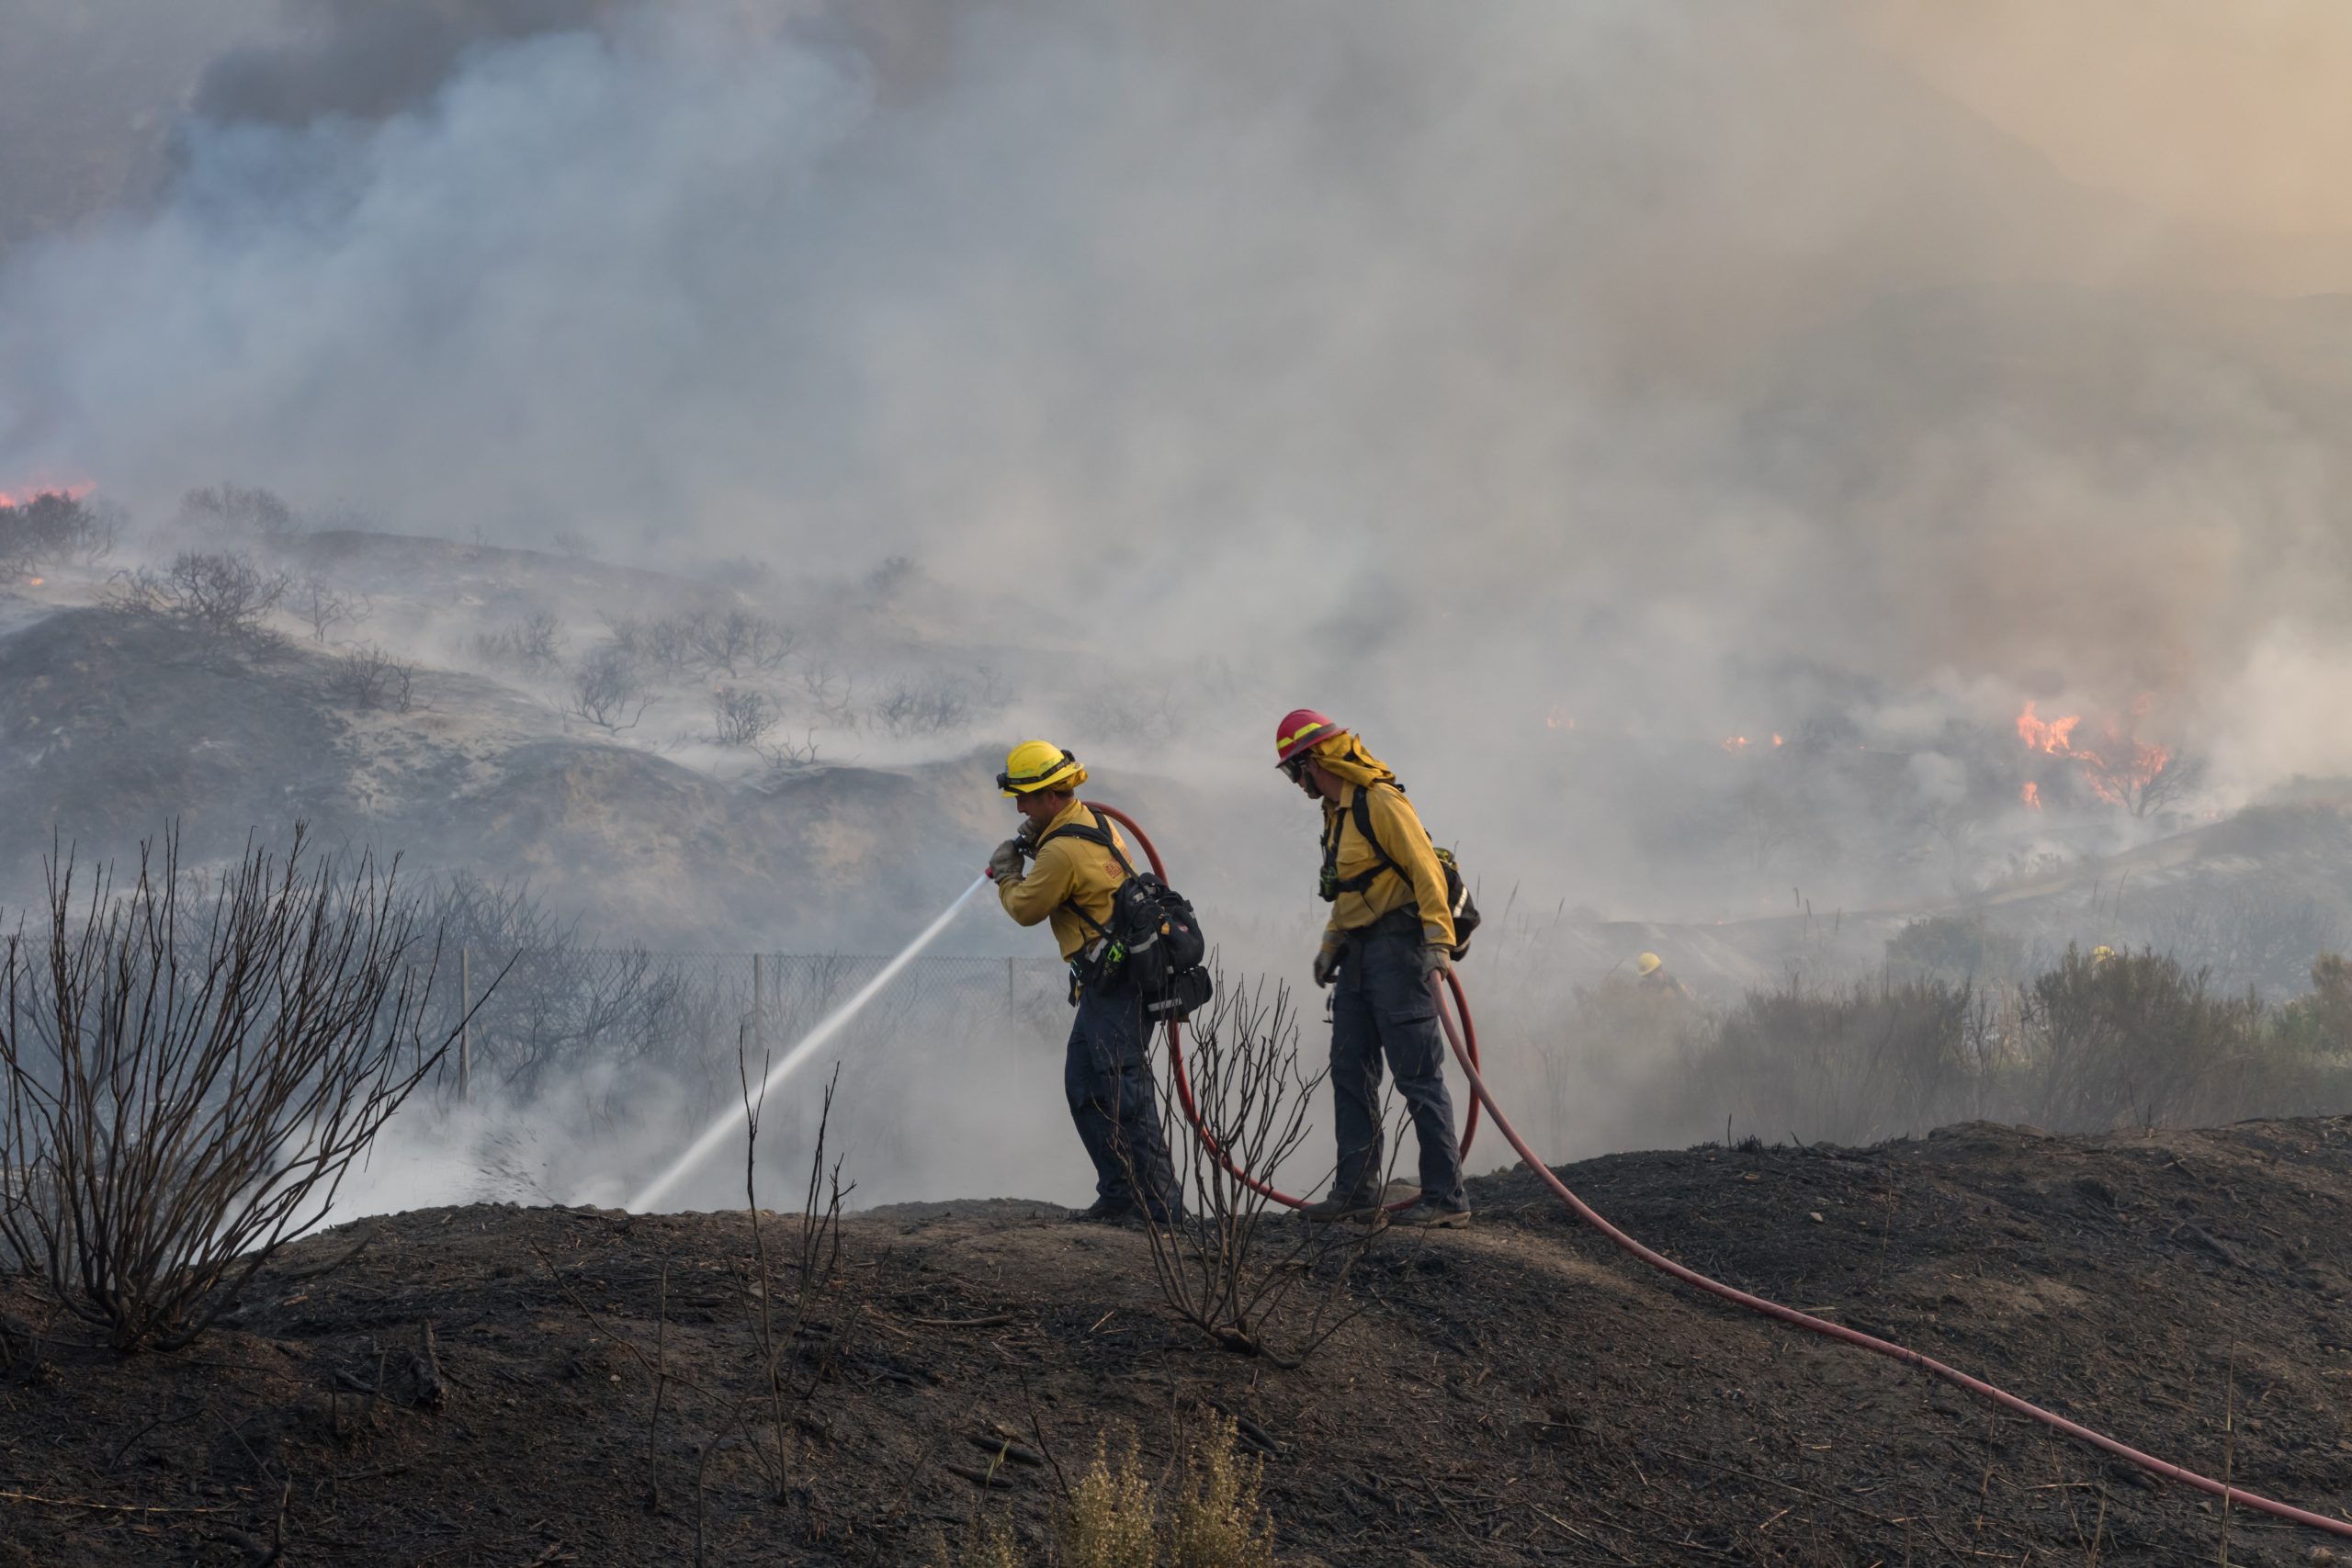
[2018,699,2194,818]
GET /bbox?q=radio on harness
[1317,783,1481,960]
[1039,808,1214,1021]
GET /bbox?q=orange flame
[2015,700,2175,809]
[0,480,95,509]
[1545,705,1575,731]
[1721,735,1750,753]
[2016,703,2081,755]
[2020,780,2041,809]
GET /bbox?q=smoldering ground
[11,1,2352,1208]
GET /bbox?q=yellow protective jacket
[997,799,1132,962]
[1320,781,1456,956]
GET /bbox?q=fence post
[459,945,471,1102]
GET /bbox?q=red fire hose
[1082,799,2352,1542]
[1426,987,2352,1540]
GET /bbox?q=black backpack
[1319,783,1482,961]
[1040,810,1214,1021]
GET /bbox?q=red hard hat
[1274,708,1348,767]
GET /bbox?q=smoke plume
[7,0,2352,913]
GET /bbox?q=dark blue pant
[1329,925,1467,1210]
[1065,980,1182,1219]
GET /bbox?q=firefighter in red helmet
[1274,709,1470,1228]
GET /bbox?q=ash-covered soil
[7,1119,2352,1565]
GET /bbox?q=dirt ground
[7,1117,2352,1565]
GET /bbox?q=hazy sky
[1863,0,2352,239]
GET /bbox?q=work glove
[1418,943,1453,981]
[987,839,1025,883]
[1311,945,1341,988]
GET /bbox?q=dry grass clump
[1162,1417,1275,1568]
[1057,1442,1157,1568]
[953,1521,1028,1568]
[937,1416,1273,1568]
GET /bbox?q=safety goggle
[997,749,1080,795]
[1280,754,1312,784]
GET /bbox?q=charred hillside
[0,601,1023,948]
[6,1119,2352,1565]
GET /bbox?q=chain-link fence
[423,946,1073,1133]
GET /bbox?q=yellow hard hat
[2090,944,2116,964]
[998,740,1086,796]
[1635,952,1663,976]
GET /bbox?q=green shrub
[2272,953,2352,1055]
[1677,976,1982,1145]
[1638,944,2352,1147]
[1884,915,2024,983]
[2014,946,2262,1130]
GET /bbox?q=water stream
[627,874,991,1211]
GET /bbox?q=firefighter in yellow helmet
[1273,710,1470,1229]
[1635,951,1693,1001]
[988,741,1182,1224]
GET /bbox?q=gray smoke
[190,0,635,127]
[6,0,2352,919]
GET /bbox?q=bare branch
[0,827,472,1350]
[322,644,415,712]
[709,687,779,748]
[566,645,655,733]
[110,551,293,647]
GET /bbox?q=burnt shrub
[418,874,692,1107]
[178,482,298,540]
[294,575,369,642]
[566,644,653,732]
[870,677,971,739]
[111,550,293,646]
[323,643,416,712]
[599,609,794,680]
[685,608,795,677]
[709,686,778,747]
[0,829,463,1350]
[474,609,564,674]
[0,491,112,574]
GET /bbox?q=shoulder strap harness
[1037,807,1136,943]
[1323,783,1410,897]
